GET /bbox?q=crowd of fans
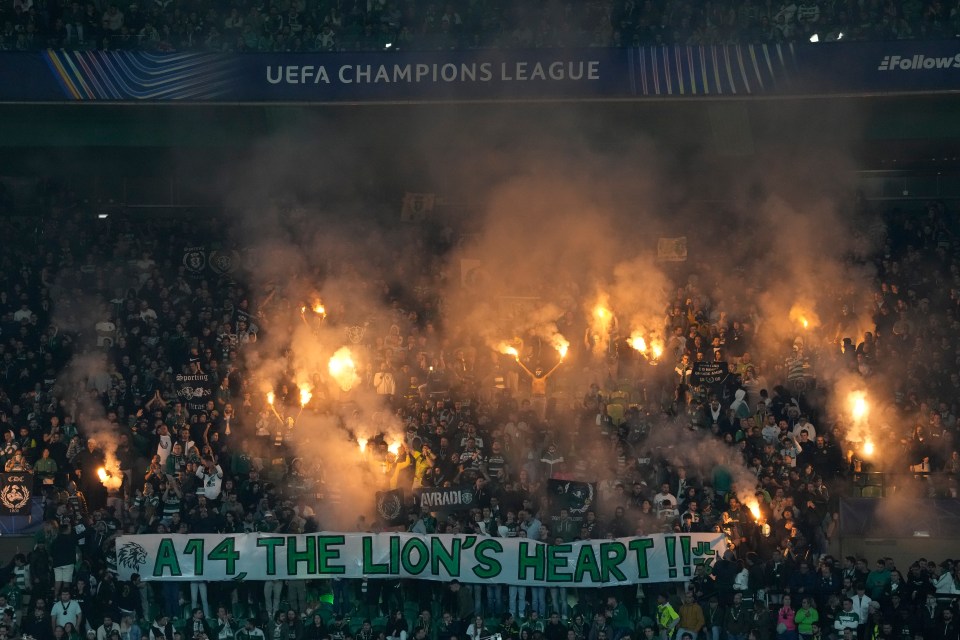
[0,182,957,640]
[1,0,960,53]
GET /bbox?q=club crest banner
[0,473,33,515]
[115,532,725,585]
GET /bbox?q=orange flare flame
[328,347,359,391]
[298,384,312,407]
[746,498,762,521]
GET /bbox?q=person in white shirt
[12,303,32,323]
[792,418,816,441]
[196,458,224,500]
[374,363,396,397]
[850,584,872,630]
[932,563,959,594]
[50,590,83,632]
[97,615,121,640]
[465,616,487,640]
[761,414,780,444]
[156,425,172,465]
[653,483,678,511]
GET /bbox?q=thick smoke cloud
[53,106,902,524]
[211,110,886,521]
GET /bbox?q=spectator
[50,590,82,634]
[655,593,678,640]
[675,592,704,640]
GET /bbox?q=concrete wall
[838,536,960,570]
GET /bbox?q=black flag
[375,488,406,527]
[547,479,596,522]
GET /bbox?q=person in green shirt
[164,443,186,477]
[161,476,183,518]
[256,511,279,533]
[864,560,890,601]
[833,598,859,635]
[500,614,520,640]
[605,597,631,638]
[795,598,819,640]
[521,612,545,634]
[656,593,680,640]
[35,448,58,484]
[0,576,23,612]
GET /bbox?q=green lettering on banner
[257,537,285,576]
[183,539,205,576]
[599,542,627,582]
[317,536,346,575]
[517,542,546,581]
[208,537,240,576]
[546,544,573,583]
[472,539,502,579]
[153,538,183,577]
[362,536,389,574]
[573,545,601,583]
[287,536,317,576]
[130,532,712,585]
[389,536,401,574]
[401,538,429,575]
[628,538,655,579]
[430,537,460,577]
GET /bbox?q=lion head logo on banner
[117,541,148,573]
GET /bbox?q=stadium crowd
[0,181,957,640]
[0,0,959,52]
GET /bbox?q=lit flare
[329,347,359,391]
[628,332,647,354]
[863,440,875,457]
[97,459,123,490]
[849,391,868,422]
[650,338,664,360]
[788,304,819,330]
[746,498,762,521]
[298,384,312,407]
[551,335,570,360]
[496,342,519,359]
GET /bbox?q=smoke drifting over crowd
[52,108,898,528]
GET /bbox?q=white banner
[116,532,725,586]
